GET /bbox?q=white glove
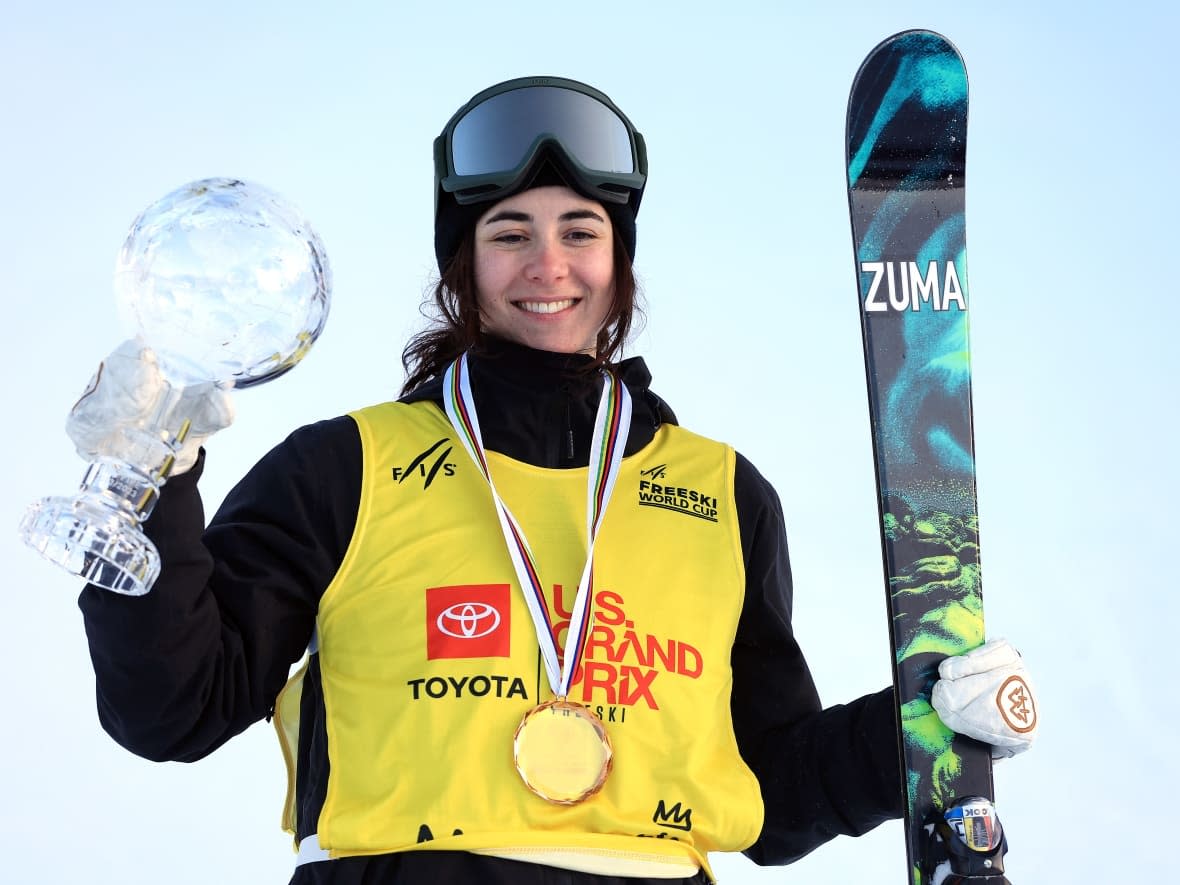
[931,638,1038,760]
[66,339,235,475]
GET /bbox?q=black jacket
[79,340,902,883]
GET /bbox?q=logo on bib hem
[652,799,693,832]
[637,464,719,522]
[392,438,456,489]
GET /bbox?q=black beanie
[434,151,637,276]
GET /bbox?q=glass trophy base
[20,493,160,596]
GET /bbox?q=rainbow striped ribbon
[443,352,632,698]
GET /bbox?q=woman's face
[473,186,615,355]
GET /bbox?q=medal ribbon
[443,353,631,698]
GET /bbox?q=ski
[845,31,1011,883]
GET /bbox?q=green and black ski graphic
[846,31,1010,884]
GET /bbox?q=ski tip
[845,29,969,181]
[848,29,965,97]
[863,29,962,62]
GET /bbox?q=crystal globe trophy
[19,178,331,596]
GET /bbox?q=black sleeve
[730,452,903,865]
[77,416,361,763]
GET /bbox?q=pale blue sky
[2,2,1175,882]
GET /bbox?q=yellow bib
[275,400,763,877]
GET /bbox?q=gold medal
[513,698,612,805]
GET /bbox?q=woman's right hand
[66,339,236,475]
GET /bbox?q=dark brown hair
[400,226,640,395]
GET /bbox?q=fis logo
[652,800,693,832]
[392,438,456,489]
[860,260,966,313]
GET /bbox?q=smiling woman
[472,186,616,355]
[61,73,1036,885]
[402,78,645,394]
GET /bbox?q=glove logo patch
[995,674,1036,734]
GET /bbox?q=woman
[71,77,1033,884]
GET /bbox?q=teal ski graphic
[846,31,1010,884]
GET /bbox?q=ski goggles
[434,77,647,210]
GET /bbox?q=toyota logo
[437,602,502,639]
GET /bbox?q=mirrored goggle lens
[450,86,635,177]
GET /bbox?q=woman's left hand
[931,638,1038,760]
